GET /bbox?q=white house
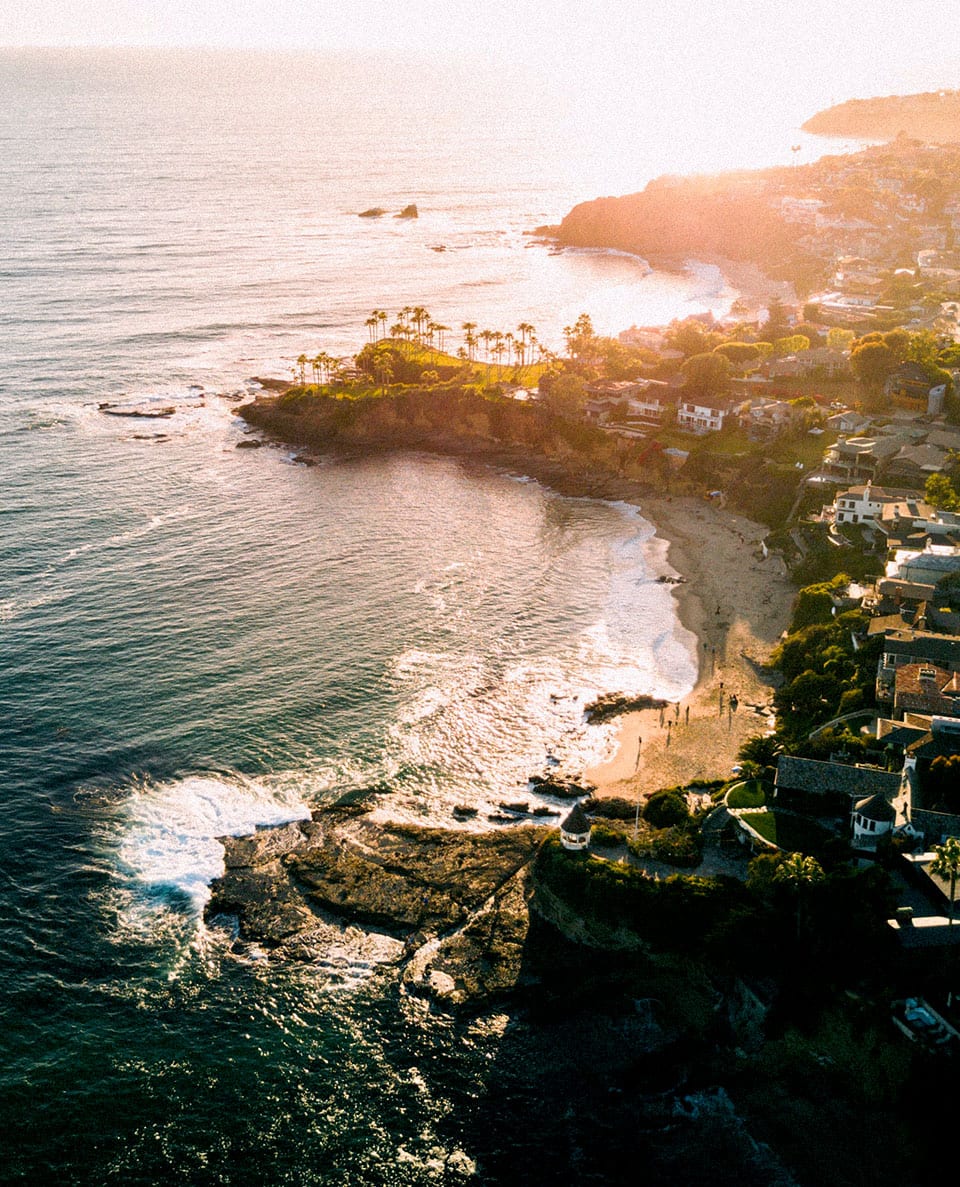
[676,399,730,435]
[851,792,897,851]
[831,482,918,528]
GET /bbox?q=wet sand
[585,495,795,801]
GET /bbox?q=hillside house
[736,397,800,440]
[888,546,960,588]
[830,482,918,528]
[676,398,731,435]
[823,435,905,484]
[892,663,960,719]
[774,756,902,818]
[876,627,960,703]
[883,441,951,486]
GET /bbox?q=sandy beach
[585,494,795,803]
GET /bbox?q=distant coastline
[801,89,960,142]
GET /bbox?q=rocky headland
[802,89,960,142]
[207,804,547,1010]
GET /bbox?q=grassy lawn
[727,779,767,809]
[739,809,833,854]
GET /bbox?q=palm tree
[411,306,430,345]
[432,323,449,352]
[774,852,824,941]
[364,316,378,342]
[517,321,535,367]
[462,322,477,361]
[311,355,321,386]
[296,354,308,386]
[372,350,393,396]
[931,838,960,930]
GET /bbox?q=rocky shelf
[206,805,545,1010]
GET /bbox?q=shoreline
[584,493,794,799]
[240,402,797,801]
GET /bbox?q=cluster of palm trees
[293,309,552,392]
[293,350,339,387]
[364,306,451,352]
[366,308,547,370]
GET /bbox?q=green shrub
[651,826,702,867]
[589,821,625,848]
[643,790,690,828]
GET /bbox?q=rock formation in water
[207,806,544,1009]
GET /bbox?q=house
[822,435,905,484]
[825,411,871,435]
[625,381,674,425]
[830,482,918,528]
[892,663,960,719]
[918,249,960,281]
[773,756,902,817]
[876,627,960,703]
[883,361,937,407]
[618,325,667,351]
[877,501,960,549]
[851,792,897,851]
[768,349,850,380]
[780,196,826,224]
[736,397,800,440]
[882,442,950,487]
[676,398,731,435]
[560,802,592,851]
[889,545,960,588]
[901,717,960,844]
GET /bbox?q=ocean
[0,47,854,1183]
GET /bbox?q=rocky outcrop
[583,691,669,723]
[802,90,960,142]
[556,172,793,267]
[395,204,418,219]
[206,806,545,1009]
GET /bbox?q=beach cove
[238,389,797,809]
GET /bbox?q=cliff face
[556,173,793,265]
[802,90,960,143]
[238,387,666,501]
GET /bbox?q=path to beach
[585,494,795,803]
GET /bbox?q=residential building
[774,756,902,817]
[893,663,960,719]
[830,482,918,528]
[676,398,731,435]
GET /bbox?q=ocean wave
[111,770,311,914]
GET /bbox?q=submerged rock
[358,207,387,218]
[395,203,418,219]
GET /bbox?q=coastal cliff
[802,89,960,142]
[238,386,665,501]
[556,171,795,270]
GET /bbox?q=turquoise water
[0,47,849,1183]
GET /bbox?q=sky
[3,0,960,146]
[2,0,959,97]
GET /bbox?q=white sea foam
[114,772,310,914]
